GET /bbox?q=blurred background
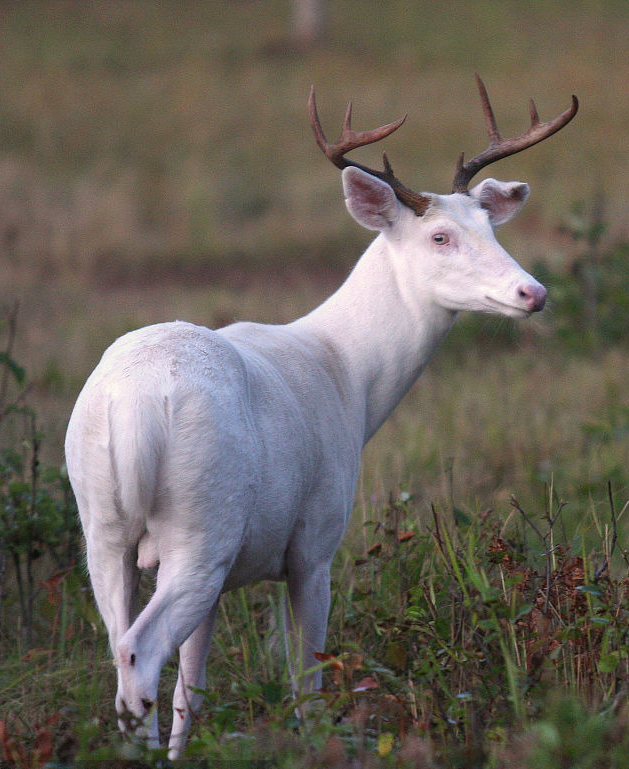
[0,0,627,508]
[0,6,628,756]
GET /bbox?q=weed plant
[0,305,81,649]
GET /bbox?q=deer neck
[298,234,457,444]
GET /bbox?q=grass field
[0,2,628,766]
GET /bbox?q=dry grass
[362,345,629,509]
[0,0,625,445]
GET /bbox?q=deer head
[309,76,578,318]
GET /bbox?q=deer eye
[432,233,450,245]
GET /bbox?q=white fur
[65,167,545,758]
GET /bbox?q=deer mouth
[483,296,532,318]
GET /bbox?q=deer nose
[518,283,547,312]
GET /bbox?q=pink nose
[518,283,547,312]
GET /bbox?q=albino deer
[65,76,577,758]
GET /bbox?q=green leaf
[576,584,605,597]
[598,653,620,673]
[385,641,407,670]
[262,680,283,704]
[0,352,26,385]
[514,604,533,621]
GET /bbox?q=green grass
[2,485,629,766]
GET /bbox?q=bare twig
[510,496,546,545]
[0,300,20,418]
[430,503,445,558]
[510,496,554,613]
[0,301,32,424]
[548,500,568,530]
[594,481,619,582]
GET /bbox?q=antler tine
[308,86,431,216]
[452,75,579,194]
[475,73,501,145]
[343,100,353,134]
[308,86,334,159]
[529,98,540,126]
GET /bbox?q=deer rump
[70,319,358,589]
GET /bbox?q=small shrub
[0,305,80,647]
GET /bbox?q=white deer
[65,76,577,759]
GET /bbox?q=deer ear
[342,167,400,231]
[469,178,530,226]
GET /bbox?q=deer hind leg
[284,563,332,703]
[167,601,219,760]
[81,524,146,741]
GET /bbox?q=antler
[452,74,579,193]
[308,86,431,216]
